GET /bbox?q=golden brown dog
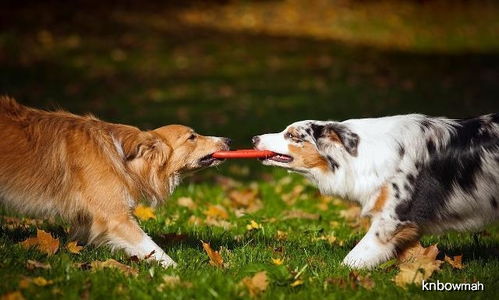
[0,96,230,267]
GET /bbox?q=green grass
[1,171,498,299]
[1,0,498,299]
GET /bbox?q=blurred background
[1,0,498,177]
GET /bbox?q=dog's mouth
[199,153,225,166]
[260,152,294,164]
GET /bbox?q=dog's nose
[252,136,260,145]
[224,138,232,145]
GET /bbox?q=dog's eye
[188,134,197,141]
[285,132,293,139]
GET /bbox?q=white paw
[342,243,393,269]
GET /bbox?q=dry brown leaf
[350,271,375,290]
[201,241,224,268]
[156,275,193,291]
[20,229,59,256]
[205,217,233,230]
[228,189,262,213]
[241,271,268,297]
[26,260,51,270]
[394,243,443,287]
[339,206,361,221]
[203,205,229,219]
[0,291,25,300]
[66,241,83,254]
[133,204,156,221]
[444,255,464,269]
[282,210,320,220]
[177,197,197,210]
[281,185,305,205]
[91,259,138,276]
[188,216,204,226]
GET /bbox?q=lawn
[1,1,498,299]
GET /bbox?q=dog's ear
[310,122,359,156]
[120,132,169,162]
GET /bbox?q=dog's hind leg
[342,217,420,269]
[89,213,177,268]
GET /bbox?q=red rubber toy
[212,149,276,159]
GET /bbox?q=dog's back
[0,97,138,219]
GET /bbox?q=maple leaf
[276,230,288,241]
[20,229,59,256]
[240,271,269,297]
[444,255,464,269]
[394,243,443,287]
[350,271,375,290]
[203,205,229,219]
[271,258,284,265]
[133,204,156,221]
[26,260,51,270]
[201,241,224,268]
[91,259,138,276]
[66,241,83,254]
[177,197,197,210]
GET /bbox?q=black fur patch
[491,197,498,209]
[326,155,339,171]
[396,115,499,223]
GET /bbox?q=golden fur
[0,96,229,267]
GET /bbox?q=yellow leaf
[32,277,52,287]
[26,260,51,270]
[66,241,83,254]
[20,229,59,256]
[201,241,224,268]
[0,291,25,300]
[203,205,229,219]
[271,258,284,265]
[290,280,303,287]
[240,271,268,297]
[91,259,138,276]
[133,205,156,221]
[276,230,288,241]
[177,197,197,210]
[444,255,464,269]
[246,220,262,231]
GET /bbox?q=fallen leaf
[91,259,138,276]
[205,217,233,230]
[350,271,375,290]
[133,205,156,221]
[290,279,303,287]
[26,260,51,270]
[240,271,268,297]
[32,277,52,287]
[271,258,284,265]
[444,255,464,269]
[313,234,341,245]
[339,206,361,221]
[201,241,224,268]
[246,220,262,231]
[0,291,25,300]
[282,210,320,220]
[66,241,83,254]
[276,230,288,241]
[203,205,229,219]
[282,185,305,205]
[177,197,197,210]
[228,189,262,213]
[188,216,204,226]
[156,275,193,291]
[394,243,443,287]
[20,229,59,256]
